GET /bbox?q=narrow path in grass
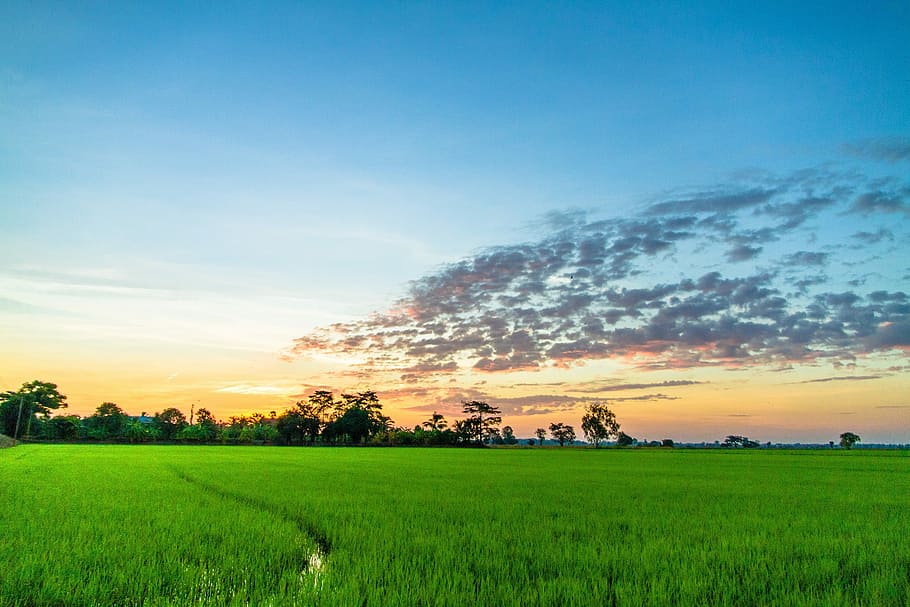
[169,467,331,577]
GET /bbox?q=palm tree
[422,411,448,432]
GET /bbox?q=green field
[1,446,908,606]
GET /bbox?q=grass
[1,445,908,606]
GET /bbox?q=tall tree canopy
[0,380,68,438]
[549,422,576,447]
[461,401,502,446]
[581,403,621,448]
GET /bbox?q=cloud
[844,137,910,163]
[286,166,910,377]
[725,244,763,262]
[215,384,288,395]
[851,228,894,245]
[795,375,882,384]
[850,189,910,215]
[644,188,777,216]
[783,251,829,267]
[573,380,704,393]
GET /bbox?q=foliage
[549,422,576,446]
[616,431,634,447]
[84,402,129,440]
[461,401,502,446]
[422,411,448,432]
[723,435,760,448]
[154,407,188,441]
[840,432,861,449]
[580,402,620,448]
[535,428,547,446]
[0,380,68,438]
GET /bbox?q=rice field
[1,445,908,606]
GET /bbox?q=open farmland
[1,445,908,606]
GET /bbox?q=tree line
[0,380,862,449]
[0,380,629,448]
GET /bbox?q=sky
[2,1,908,443]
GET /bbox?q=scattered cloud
[285,165,910,380]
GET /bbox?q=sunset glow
[2,3,908,442]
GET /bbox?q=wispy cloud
[795,375,882,384]
[573,380,704,393]
[215,384,288,395]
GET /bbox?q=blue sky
[2,2,908,441]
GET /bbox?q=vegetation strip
[169,466,331,570]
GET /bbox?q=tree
[462,401,502,446]
[308,390,336,425]
[616,431,634,447]
[452,419,478,445]
[661,438,674,448]
[501,425,518,445]
[839,432,861,449]
[722,435,759,448]
[0,380,68,439]
[277,402,320,445]
[580,402,620,448]
[124,419,159,443]
[326,407,373,444]
[44,414,83,440]
[535,428,547,446]
[84,402,129,440]
[549,422,576,447]
[177,407,218,442]
[422,411,448,432]
[153,407,187,441]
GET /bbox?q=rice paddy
[1,445,908,606]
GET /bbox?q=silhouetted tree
[453,418,478,445]
[839,432,861,449]
[722,435,759,448]
[501,425,518,445]
[581,402,620,448]
[277,402,320,445]
[422,411,448,432]
[308,390,336,426]
[462,401,501,446]
[616,431,634,447]
[0,380,68,439]
[549,422,576,446]
[535,428,547,446]
[153,408,187,441]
